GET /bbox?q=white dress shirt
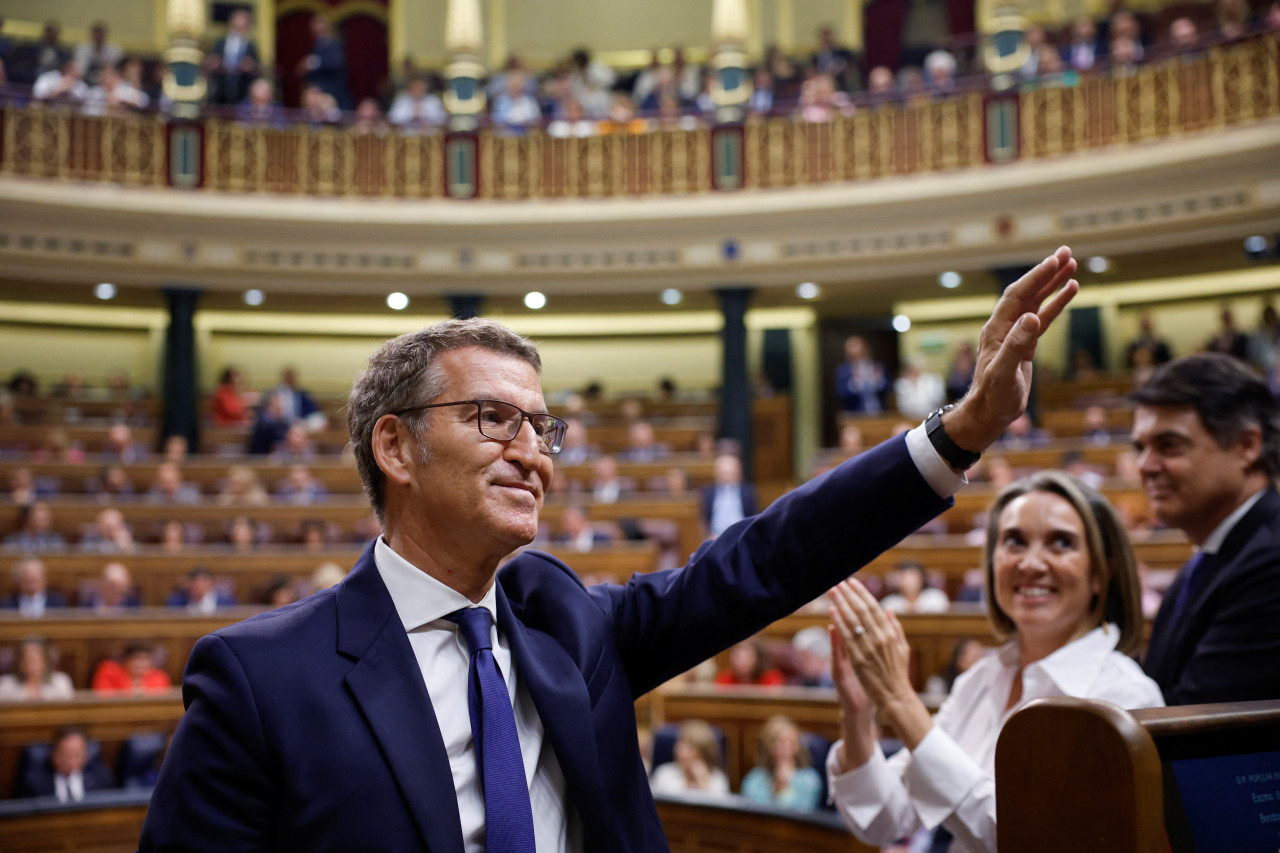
[373,538,580,853]
[55,771,85,803]
[826,625,1165,853]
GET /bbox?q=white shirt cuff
[901,726,985,829]
[826,740,897,831]
[905,424,968,499]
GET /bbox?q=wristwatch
[924,405,982,470]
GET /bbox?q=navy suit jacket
[0,591,67,610]
[1144,488,1280,704]
[699,483,759,530]
[139,435,950,852]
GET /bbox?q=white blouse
[826,625,1164,853]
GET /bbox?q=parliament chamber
[1,0,1279,849]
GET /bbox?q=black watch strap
[924,405,982,470]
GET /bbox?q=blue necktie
[447,607,536,853]
[1168,551,1208,623]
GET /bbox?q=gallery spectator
[866,65,895,98]
[33,58,88,103]
[216,465,269,507]
[353,97,388,135]
[715,639,786,686]
[300,82,342,124]
[211,367,253,426]
[73,22,124,84]
[238,78,285,125]
[649,720,730,795]
[701,453,758,537]
[492,70,543,131]
[145,462,201,506]
[13,726,114,801]
[77,507,137,554]
[86,562,141,613]
[205,6,260,106]
[1019,26,1048,78]
[298,15,349,109]
[893,356,946,420]
[0,637,74,701]
[387,75,446,127]
[92,641,173,693]
[740,715,823,810]
[165,567,236,614]
[1062,16,1101,71]
[797,73,843,122]
[2,557,66,617]
[747,67,774,113]
[34,21,69,78]
[1206,308,1249,360]
[82,63,149,116]
[1167,17,1201,54]
[276,464,329,504]
[268,366,324,429]
[812,25,858,91]
[1125,313,1173,368]
[835,335,889,414]
[923,49,958,95]
[879,559,950,614]
[3,502,66,553]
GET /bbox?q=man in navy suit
[700,452,758,537]
[139,248,1078,852]
[1133,353,1280,704]
[1,556,66,617]
[15,727,115,801]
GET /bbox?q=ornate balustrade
[1,34,1276,199]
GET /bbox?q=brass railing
[1,34,1276,199]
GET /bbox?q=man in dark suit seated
[700,452,758,537]
[1133,353,1280,703]
[15,726,115,802]
[164,567,237,614]
[1,556,67,617]
[140,248,1078,852]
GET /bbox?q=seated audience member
[165,567,236,614]
[86,562,141,613]
[1166,16,1201,54]
[92,641,173,694]
[14,726,114,801]
[162,434,189,464]
[299,84,341,124]
[352,97,388,135]
[295,517,330,551]
[923,637,989,698]
[556,418,592,465]
[77,507,137,554]
[261,575,301,609]
[623,420,668,462]
[1062,15,1101,71]
[248,396,290,455]
[715,639,786,686]
[217,465,270,507]
[492,70,543,131]
[158,519,188,553]
[276,463,329,504]
[923,49,958,96]
[649,720,730,795]
[145,462,200,505]
[82,63,149,116]
[387,75,446,127]
[590,455,630,504]
[1112,448,1141,485]
[2,557,66,617]
[268,366,325,430]
[1081,404,1119,445]
[238,78,284,125]
[946,341,976,403]
[74,21,124,83]
[4,467,54,504]
[553,504,613,553]
[879,559,950,614]
[0,637,75,701]
[995,413,1048,449]
[825,471,1162,852]
[701,453,758,537]
[3,502,67,553]
[33,58,88,103]
[226,515,259,551]
[835,335,889,414]
[310,561,347,592]
[1061,450,1104,490]
[88,464,135,500]
[894,356,945,420]
[272,423,318,464]
[740,715,823,811]
[789,626,834,687]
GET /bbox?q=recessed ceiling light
[660,288,683,306]
[243,289,265,306]
[1087,256,1111,273]
[892,314,912,333]
[938,271,962,289]
[386,292,409,311]
[1244,235,1268,254]
[524,291,547,310]
[796,282,820,300]
[94,283,117,300]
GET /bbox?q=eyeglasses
[392,399,568,455]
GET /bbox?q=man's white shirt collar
[1198,488,1266,555]
[374,536,499,632]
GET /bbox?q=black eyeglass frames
[392,399,568,455]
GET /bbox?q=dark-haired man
[1132,353,1280,704]
[141,249,1078,852]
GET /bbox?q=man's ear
[371,414,415,487]
[1236,424,1263,470]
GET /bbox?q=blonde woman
[649,720,729,795]
[740,715,822,810]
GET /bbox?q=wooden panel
[0,801,149,853]
[657,796,872,853]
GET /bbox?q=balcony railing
[1,33,1275,200]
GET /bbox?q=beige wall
[2,0,162,54]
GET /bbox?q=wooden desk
[656,794,871,853]
[0,796,151,852]
[0,694,185,799]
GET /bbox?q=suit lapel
[337,546,465,853]
[497,590,611,851]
